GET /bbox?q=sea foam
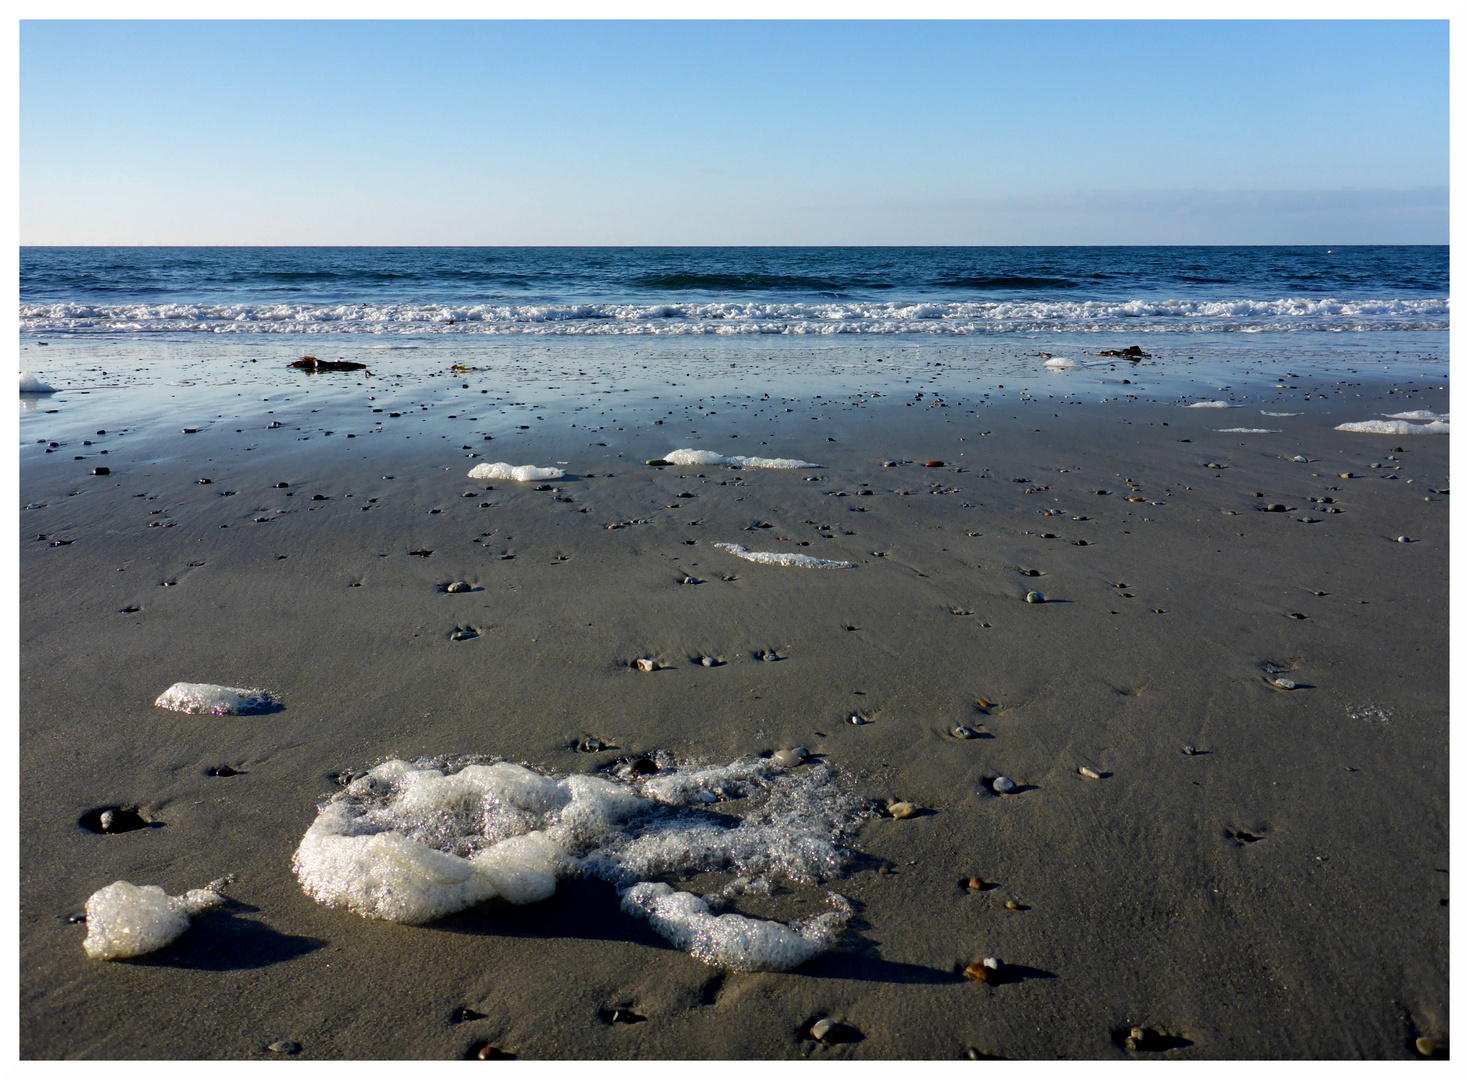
[154,682,279,715]
[468,462,565,482]
[664,450,819,469]
[714,542,854,569]
[293,755,868,970]
[82,880,225,960]
[1186,401,1234,408]
[19,372,56,393]
[1335,419,1449,435]
[620,882,846,973]
[1216,428,1281,434]
[1383,410,1449,421]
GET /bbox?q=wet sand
[18,345,1449,1059]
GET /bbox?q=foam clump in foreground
[293,754,869,970]
[621,882,849,973]
[19,372,56,394]
[664,449,819,469]
[1216,428,1281,434]
[1335,419,1449,435]
[1185,400,1234,408]
[1043,357,1081,369]
[82,879,226,960]
[714,542,854,569]
[468,462,565,481]
[154,682,279,715]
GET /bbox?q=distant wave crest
[19,296,1448,336]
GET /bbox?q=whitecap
[1335,419,1449,435]
[664,449,819,469]
[467,462,565,482]
[82,879,225,960]
[714,542,854,569]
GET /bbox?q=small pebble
[790,746,809,759]
[580,737,604,753]
[446,581,471,593]
[1182,745,1198,756]
[992,776,1017,794]
[1266,503,1286,512]
[1415,1036,1447,1058]
[1024,590,1045,604]
[1077,766,1101,780]
[1004,900,1021,910]
[964,957,1004,984]
[267,1041,301,1055]
[477,1045,510,1060]
[98,809,116,832]
[850,714,867,725]
[450,628,477,641]
[953,725,979,740]
[1291,455,1308,463]
[1396,536,1411,543]
[967,877,986,891]
[635,658,656,672]
[887,801,918,819]
[92,467,110,476]
[772,749,803,768]
[882,460,898,467]
[810,1018,838,1042]
[1271,677,1296,690]
[701,656,716,667]
[761,651,778,661]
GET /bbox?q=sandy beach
[16,337,1448,1059]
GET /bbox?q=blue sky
[19,20,1449,245]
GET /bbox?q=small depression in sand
[293,754,870,972]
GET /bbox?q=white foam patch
[664,449,819,469]
[154,682,279,715]
[620,882,845,973]
[714,542,854,569]
[82,880,224,960]
[1260,411,1300,417]
[1384,410,1449,421]
[468,462,565,482]
[1216,428,1281,434]
[1335,420,1449,435]
[19,372,56,394]
[1043,357,1081,369]
[293,755,868,970]
[1186,401,1234,408]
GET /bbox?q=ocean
[19,246,1448,338]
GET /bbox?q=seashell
[953,725,979,739]
[976,699,993,710]
[964,957,1004,984]
[1271,677,1296,690]
[1182,745,1198,756]
[634,658,656,672]
[887,801,918,819]
[772,749,803,768]
[1077,766,1101,780]
[1291,455,1308,463]
[700,655,716,666]
[992,776,1017,794]
[1005,900,1021,910]
[446,581,471,593]
[267,1041,301,1055]
[1340,472,1354,479]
